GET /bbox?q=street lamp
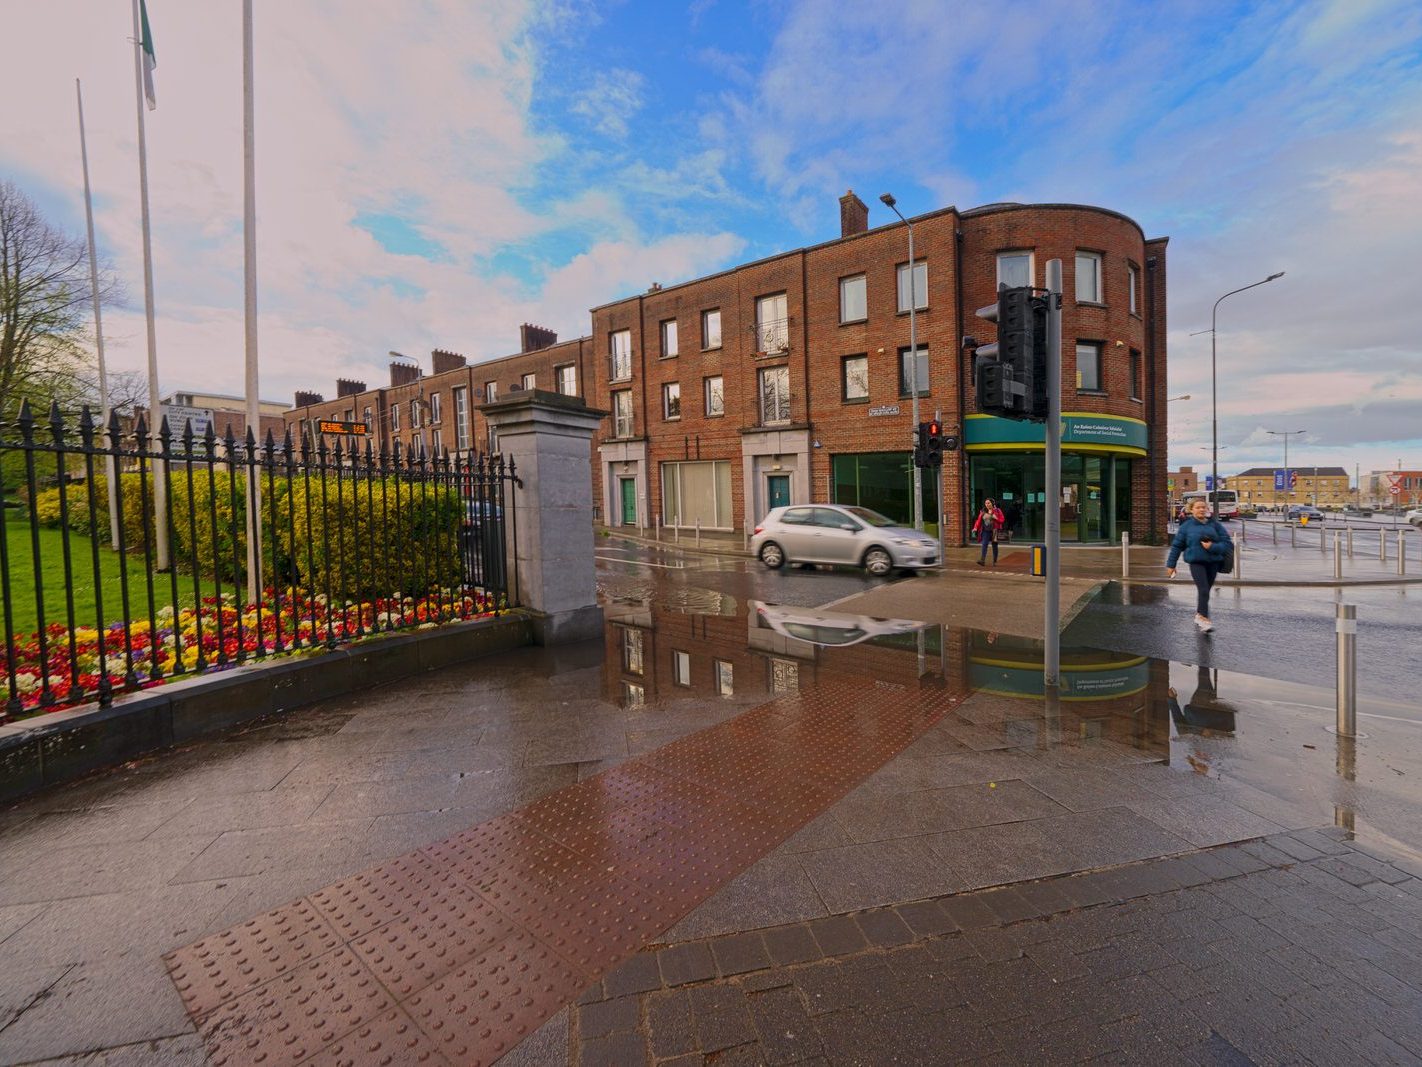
[1167,394,1191,402]
[880,192,923,531]
[1265,428,1305,511]
[1209,272,1284,517]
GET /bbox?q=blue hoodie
[1167,516,1233,568]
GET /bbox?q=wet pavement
[0,551,1417,1064]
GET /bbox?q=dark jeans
[1189,561,1221,617]
[978,536,999,563]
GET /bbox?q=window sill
[840,317,867,327]
[1078,389,1108,397]
[898,393,931,400]
[843,397,869,405]
[609,377,633,385]
[1077,300,1107,309]
[705,412,725,419]
[895,308,929,317]
[664,417,682,423]
[660,353,678,360]
[702,345,722,354]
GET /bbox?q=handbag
[1215,523,1234,574]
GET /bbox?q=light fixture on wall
[812,440,822,449]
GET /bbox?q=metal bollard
[1121,530,1130,578]
[1399,531,1406,575]
[1335,604,1357,737]
[1291,523,1296,547]
[1272,521,1278,545]
[1380,528,1386,561]
[1320,524,1327,554]
[655,515,661,541]
[696,518,702,547]
[1347,526,1353,557]
[1333,531,1342,580]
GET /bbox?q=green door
[767,474,790,511]
[619,478,638,525]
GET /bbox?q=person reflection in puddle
[1168,665,1238,736]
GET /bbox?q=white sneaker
[1195,615,1214,633]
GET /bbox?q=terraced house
[287,193,1169,544]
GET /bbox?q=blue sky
[3,0,1421,479]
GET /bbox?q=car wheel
[759,542,785,569]
[863,547,893,577]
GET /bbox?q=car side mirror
[841,524,857,532]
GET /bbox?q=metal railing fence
[0,401,519,720]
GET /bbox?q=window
[662,382,681,421]
[1130,349,1142,400]
[414,431,425,457]
[521,372,536,391]
[555,364,576,395]
[620,627,644,675]
[363,406,372,431]
[410,400,421,429]
[842,354,869,402]
[1077,342,1103,392]
[432,429,443,457]
[896,261,927,312]
[1075,251,1102,304]
[898,346,929,397]
[660,319,678,358]
[612,389,633,438]
[610,329,632,381]
[755,292,788,352]
[704,375,724,418]
[485,380,497,402]
[1128,264,1139,315]
[714,660,733,697]
[622,682,645,707]
[429,392,442,423]
[487,423,499,453]
[672,650,691,687]
[769,658,799,694]
[453,387,469,450]
[390,403,399,432]
[840,274,867,323]
[662,460,733,529]
[758,365,791,425]
[701,309,722,350]
[997,251,1034,289]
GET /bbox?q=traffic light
[974,285,1049,422]
[925,418,944,467]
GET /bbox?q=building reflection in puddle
[603,601,1172,765]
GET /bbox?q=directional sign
[317,419,368,436]
[160,403,214,437]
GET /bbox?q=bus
[1177,489,1239,520]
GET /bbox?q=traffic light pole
[1044,259,1063,689]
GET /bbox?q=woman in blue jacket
[1166,497,1233,632]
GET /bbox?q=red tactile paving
[166,678,968,1064]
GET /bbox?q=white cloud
[570,69,646,140]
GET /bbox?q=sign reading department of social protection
[160,404,214,437]
[318,420,368,436]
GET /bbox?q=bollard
[696,518,702,547]
[1320,523,1327,554]
[1347,526,1353,557]
[1380,528,1386,562]
[1291,523,1296,547]
[1399,531,1406,575]
[1272,521,1278,545]
[1333,531,1342,580]
[1121,530,1130,578]
[655,515,661,542]
[1335,604,1357,737]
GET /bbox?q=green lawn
[1,510,220,636]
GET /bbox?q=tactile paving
[173,669,973,1064]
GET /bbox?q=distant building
[1230,466,1350,508]
[1363,469,1422,507]
[1168,466,1200,496]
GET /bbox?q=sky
[2,0,1420,480]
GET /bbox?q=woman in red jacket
[972,499,1006,566]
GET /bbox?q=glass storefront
[969,454,1133,543]
[662,460,733,529]
[831,452,940,528]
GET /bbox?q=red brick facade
[286,198,1168,543]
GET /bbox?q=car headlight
[891,538,916,546]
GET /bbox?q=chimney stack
[520,323,558,353]
[389,360,421,387]
[839,189,869,237]
[294,390,324,408]
[336,378,367,398]
[431,349,467,374]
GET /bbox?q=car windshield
[841,506,896,528]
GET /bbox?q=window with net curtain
[997,252,1033,289]
[759,366,790,425]
[661,460,732,529]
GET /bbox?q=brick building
[1363,469,1422,508]
[286,193,1169,543]
[1230,466,1350,509]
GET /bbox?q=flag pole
[130,0,169,569]
[242,0,262,604]
[76,79,122,549]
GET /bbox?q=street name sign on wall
[867,405,901,417]
[318,420,368,436]
[160,404,214,437]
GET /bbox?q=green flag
[140,0,156,110]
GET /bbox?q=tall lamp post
[1265,428,1305,511]
[879,193,923,530]
[1209,272,1284,516]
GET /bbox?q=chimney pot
[839,189,869,237]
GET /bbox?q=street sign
[317,419,368,436]
[1390,485,1401,496]
[160,403,214,437]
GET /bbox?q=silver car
[750,504,940,577]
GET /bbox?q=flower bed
[4,587,499,717]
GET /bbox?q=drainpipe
[801,250,813,503]
[954,225,967,546]
[1145,255,1159,542]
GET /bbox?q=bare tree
[0,181,116,422]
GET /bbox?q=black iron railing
[0,401,519,720]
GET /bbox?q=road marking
[595,553,689,570]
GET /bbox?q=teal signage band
[964,413,1148,456]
